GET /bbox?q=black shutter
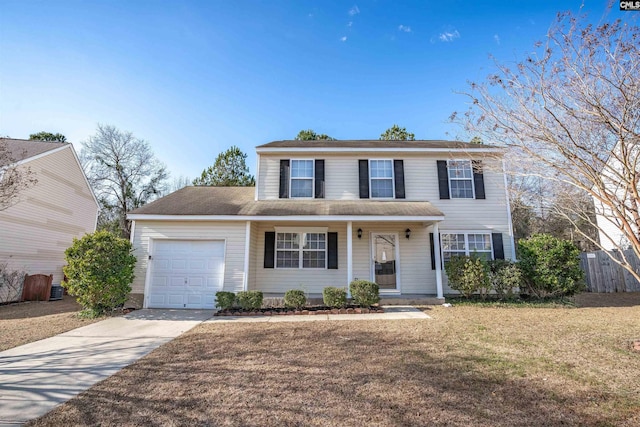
[359,160,369,199]
[279,160,290,199]
[328,232,338,269]
[429,233,436,270]
[394,159,405,199]
[264,232,275,268]
[315,159,325,199]
[437,160,450,199]
[492,233,504,259]
[473,160,486,199]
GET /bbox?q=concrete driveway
[0,309,212,426]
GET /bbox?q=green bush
[215,291,236,310]
[322,286,347,308]
[488,259,522,300]
[236,290,263,310]
[63,230,136,317]
[284,289,307,309]
[518,234,585,298]
[444,255,490,299]
[349,279,380,307]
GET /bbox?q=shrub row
[215,290,263,310]
[215,280,381,310]
[444,234,584,300]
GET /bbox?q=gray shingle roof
[0,138,69,166]
[257,140,497,150]
[129,187,444,217]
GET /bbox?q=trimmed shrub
[349,279,380,307]
[444,255,490,299]
[215,291,236,310]
[236,290,263,310]
[488,259,522,300]
[63,231,136,317]
[284,289,307,309]
[518,234,585,298]
[323,286,347,308]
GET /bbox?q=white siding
[0,146,98,284]
[352,223,436,294]
[131,221,247,298]
[252,222,348,293]
[251,221,436,294]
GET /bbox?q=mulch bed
[214,305,384,316]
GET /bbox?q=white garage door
[148,240,225,309]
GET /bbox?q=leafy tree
[295,129,336,141]
[29,132,67,142]
[470,136,483,144]
[193,145,255,186]
[380,124,415,141]
[453,8,640,280]
[0,139,38,211]
[81,124,168,239]
[517,234,584,298]
[63,230,136,317]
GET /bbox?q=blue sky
[0,1,613,179]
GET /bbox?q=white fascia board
[127,214,446,222]
[67,143,101,208]
[256,147,504,154]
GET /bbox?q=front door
[371,233,399,292]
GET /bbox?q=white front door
[147,240,225,309]
[371,233,399,292]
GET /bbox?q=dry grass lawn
[0,296,102,351]
[30,293,640,427]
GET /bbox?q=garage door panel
[148,240,226,309]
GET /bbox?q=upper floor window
[369,159,394,198]
[448,160,474,199]
[290,160,314,198]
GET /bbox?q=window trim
[274,228,328,270]
[368,159,395,199]
[440,231,494,266]
[447,159,475,199]
[289,159,315,199]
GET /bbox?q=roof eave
[255,146,505,154]
[127,214,445,222]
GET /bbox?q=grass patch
[28,293,640,427]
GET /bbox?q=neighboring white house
[0,138,99,289]
[127,140,516,309]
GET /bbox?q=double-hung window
[290,160,314,198]
[441,232,493,263]
[448,160,474,199]
[369,159,394,198]
[276,231,326,269]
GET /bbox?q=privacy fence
[580,249,640,292]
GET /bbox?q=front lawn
[0,296,103,351]
[29,293,640,426]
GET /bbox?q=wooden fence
[580,250,640,292]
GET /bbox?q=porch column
[347,221,353,297]
[243,221,251,291]
[433,222,444,299]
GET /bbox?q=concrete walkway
[0,306,428,425]
[0,310,212,426]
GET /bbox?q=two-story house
[127,140,515,309]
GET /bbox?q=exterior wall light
[357,228,363,239]
[405,228,411,239]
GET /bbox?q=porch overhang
[127,214,445,222]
